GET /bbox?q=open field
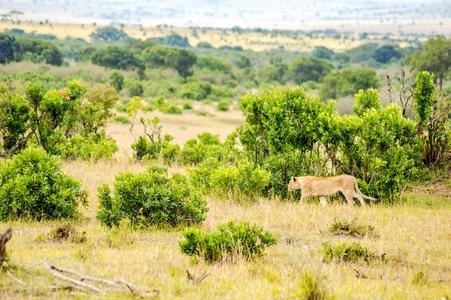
[0,21,409,52]
[0,109,450,299]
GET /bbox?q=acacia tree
[407,35,451,90]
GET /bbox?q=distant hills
[0,0,450,34]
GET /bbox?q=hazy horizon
[1,0,450,34]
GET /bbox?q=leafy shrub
[217,100,230,111]
[61,133,118,161]
[114,115,130,124]
[323,242,376,263]
[180,132,222,165]
[0,81,119,159]
[0,147,87,221]
[160,105,182,114]
[353,88,381,116]
[128,81,144,97]
[131,117,179,164]
[183,102,193,110]
[329,219,377,238]
[320,68,380,99]
[110,71,124,92]
[291,270,331,300]
[208,161,271,201]
[180,81,212,100]
[179,221,277,263]
[97,167,207,228]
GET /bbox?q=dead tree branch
[0,228,13,268]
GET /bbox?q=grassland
[0,108,450,299]
[0,20,367,52]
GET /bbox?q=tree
[110,71,124,92]
[0,33,16,63]
[90,26,131,43]
[92,46,144,71]
[320,68,380,99]
[373,45,402,64]
[288,57,333,84]
[257,58,287,83]
[312,46,334,60]
[170,49,197,78]
[150,33,191,48]
[407,35,451,90]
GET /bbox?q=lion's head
[288,176,302,191]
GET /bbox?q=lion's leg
[299,194,307,205]
[343,192,354,206]
[353,192,366,207]
[319,196,327,207]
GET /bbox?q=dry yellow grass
[0,20,364,52]
[0,106,450,299]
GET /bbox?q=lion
[287,175,377,207]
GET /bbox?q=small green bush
[179,221,277,263]
[160,105,182,114]
[183,102,193,110]
[180,81,212,100]
[323,242,376,263]
[128,81,144,97]
[114,115,130,124]
[61,133,118,160]
[209,161,270,201]
[329,218,377,238]
[217,100,230,111]
[0,147,87,221]
[131,117,179,164]
[97,167,207,228]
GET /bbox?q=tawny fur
[288,175,377,207]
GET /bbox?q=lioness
[288,175,377,207]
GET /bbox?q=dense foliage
[239,87,420,201]
[179,221,277,262]
[0,81,118,159]
[97,167,207,228]
[0,147,87,221]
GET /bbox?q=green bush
[131,117,179,164]
[329,219,377,238]
[0,147,87,221]
[114,115,130,124]
[217,100,230,111]
[160,105,182,114]
[61,133,118,161]
[97,167,207,228]
[353,88,381,116]
[208,161,270,201]
[180,81,212,100]
[0,81,119,159]
[128,81,144,97]
[323,242,376,263]
[180,132,222,165]
[179,221,277,263]
[183,102,193,110]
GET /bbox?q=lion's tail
[355,181,378,202]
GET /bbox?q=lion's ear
[293,177,296,182]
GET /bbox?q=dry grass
[0,21,365,52]
[0,101,450,299]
